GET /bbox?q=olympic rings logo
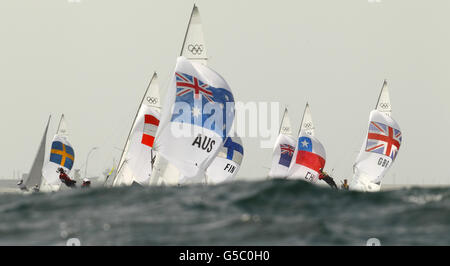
[379,103,390,109]
[304,122,312,128]
[188,44,203,55]
[282,126,290,131]
[147,97,158,104]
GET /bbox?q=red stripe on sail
[141,134,155,148]
[296,150,325,172]
[145,114,160,126]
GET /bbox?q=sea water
[0,179,449,245]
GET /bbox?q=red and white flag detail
[142,114,159,148]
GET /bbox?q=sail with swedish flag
[42,114,75,190]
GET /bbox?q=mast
[180,4,197,57]
[57,114,64,133]
[112,72,157,185]
[298,103,306,136]
[375,79,387,109]
[278,107,287,134]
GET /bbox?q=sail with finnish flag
[287,103,326,183]
[42,114,75,191]
[112,72,161,187]
[153,56,235,180]
[350,80,402,192]
[268,107,296,178]
[206,134,244,184]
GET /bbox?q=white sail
[287,103,326,183]
[42,114,75,191]
[350,82,400,192]
[57,114,68,135]
[150,156,181,186]
[268,108,296,178]
[113,72,161,187]
[149,5,210,186]
[206,135,244,185]
[375,80,391,116]
[180,4,208,65]
[299,102,315,136]
[21,116,51,191]
[350,110,402,192]
[154,56,235,180]
[279,107,293,135]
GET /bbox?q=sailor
[318,168,338,189]
[81,178,91,188]
[58,168,76,188]
[17,179,23,186]
[32,184,40,193]
[341,179,350,190]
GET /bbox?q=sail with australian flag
[287,103,326,183]
[268,107,296,178]
[42,114,75,191]
[206,134,244,184]
[153,56,235,180]
[112,72,161,187]
[149,4,210,186]
[350,80,402,192]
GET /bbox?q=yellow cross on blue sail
[50,141,75,170]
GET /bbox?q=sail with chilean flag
[287,134,326,183]
[350,80,402,192]
[206,134,244,184]
[112,72,161,187]
[287,103,326,183]
[42,114,75,190]
[153,56,235,179]
[268,107,296,178]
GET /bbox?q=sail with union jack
[172,71,234,139]
[365,121,402,160]
[279,144,294,167]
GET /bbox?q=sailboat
[19,116,51,192]
[151,4,223,186]
[267,107,296,178]
[41,114,75,192]
[111,72,161,187]
[349,80,402,192]
[287,103,327,184]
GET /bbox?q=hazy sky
[1,0,449,185]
